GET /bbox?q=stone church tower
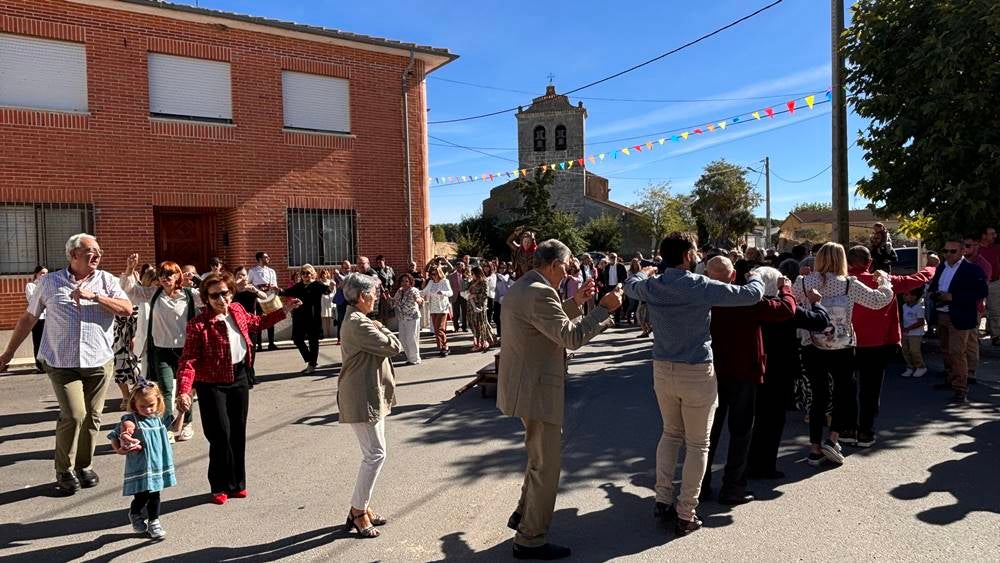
[482,85,649,255]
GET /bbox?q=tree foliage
[844,0,1000,242]
[542,211,586,255]
[430,224,447,243]
[515,168,556,227]
[581,214,623,253]
[631,182,695,244]
[790,201,833,215]
[690,160,761,247]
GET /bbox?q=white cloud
[586,64,831,139]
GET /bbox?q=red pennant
[489,173,495,181]
[694,128,703,134]
[577,158,584,166]
[765,107,775,118]
[633,145,643,152]
[786,100,795,113]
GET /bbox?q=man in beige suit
[498,239,623,560]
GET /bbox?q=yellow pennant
[622,147,630,155]
[567,160,574,169]
[805,95,815,109]
[658,138,666,145]
[646,141,654,150]
[752,111,761,120]
[718,121,726,129]
[681,132,689,140]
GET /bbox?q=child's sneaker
[147,519,166,540]
[177,424,195,442]
[129,511,147,533]
[167,431,175,444]
[912,367,928,378]
[900,368,913,378]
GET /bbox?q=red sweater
[177,303,286,395]
[849,265,935,348]
[710,286,796,384]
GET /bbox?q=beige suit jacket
[337,306,404,424]
[497,269,613,426]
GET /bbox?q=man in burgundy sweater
[701,257,796,505]
[847,246,935,447]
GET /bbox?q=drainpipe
[402,50,416,265]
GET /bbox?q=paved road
[1,328,997,561]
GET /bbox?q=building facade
[482,85,650,256]
[0,0,456,332]
[777,209,900,249]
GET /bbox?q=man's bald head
[706,256,735,283]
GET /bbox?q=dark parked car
[894,246,918,275]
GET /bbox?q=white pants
[398,316,421,364]
[349,418,387,509]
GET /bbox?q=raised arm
[889,267,935,295]
[532,291,611,351]
[849,275,894,310]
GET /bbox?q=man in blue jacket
[929,237,989,402]
[625,232,763,536]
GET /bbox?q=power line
[429,75,820,105]
[767,140,857,184]
[428,0,786,125]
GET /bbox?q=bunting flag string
[430,89,832,187]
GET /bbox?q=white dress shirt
[25,281,45,320]
[248,265,277,289]
[936,258,963,313]
[223,313,248,364]
[608,263,619,286]
[28,268,130,369]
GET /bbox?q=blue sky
[183,0,871,224]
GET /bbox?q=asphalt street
[1,327,997,562]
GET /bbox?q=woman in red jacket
[175,272,299,504]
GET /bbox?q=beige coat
[337,306,404,424]
[497,269,613,426]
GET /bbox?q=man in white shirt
[248,252,279,351]
[0,234,133,494]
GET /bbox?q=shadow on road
[144,525,348,562]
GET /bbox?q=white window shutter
[282,71,350,133]
[0,34,88,112]
[148,53,232,120]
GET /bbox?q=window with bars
[0,203,95,275]
[555,125,567,150]
[287,208,357,267]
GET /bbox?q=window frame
[281,70,351,135]
[533,125,546,152]
[286,208,358,268]
[0,203,95,276]
[0,33,89,113]
[146,53,234,124]
[555,124,567,150]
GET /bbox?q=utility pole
[764,157,771,250]
[831,0,850,245]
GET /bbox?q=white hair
[753,266,782,297]
[65,233,96,260]
[342,272,378,305]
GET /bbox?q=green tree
[790,202,833,215]
[691,160,760,247]
[514,167,556,227]
[631,182,695,244]
[844,0,1000,242]
[581,214,623,253]
[430,224,447,243]
[540,211,586,255]
[454,229,485,258]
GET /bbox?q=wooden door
[153,208,217,272]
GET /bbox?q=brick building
[0,0,456,336]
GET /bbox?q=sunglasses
[208,290,231,300]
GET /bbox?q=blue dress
[107,414,177,496]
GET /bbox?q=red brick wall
[0,0,436,328]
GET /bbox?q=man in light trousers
[624,232,763,536]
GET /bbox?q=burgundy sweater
[710,286,796,384]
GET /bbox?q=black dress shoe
[675,515,703,536]
[512,543,571,560]
[654,502,677,521]
[718,491,755,505]
[507,510,522,531]
[56,471,80,494]
[76,468,99,488]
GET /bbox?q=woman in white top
[319,269,337,339]
[791,242,892,466]
[122,254,203,442]
[25,266,48,373]
[421,265,454,357]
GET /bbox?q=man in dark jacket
[701,257,795,505]
[929,238,989,402]
[597,253,629,326]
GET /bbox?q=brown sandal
[367,508,387,526]
[346,511,380,538]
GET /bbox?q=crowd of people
[0,224,996,557]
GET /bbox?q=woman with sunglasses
[122,255,202,442]
[175,272,300,504]
[280,264,332,375]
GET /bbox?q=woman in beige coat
[338,273,403,539]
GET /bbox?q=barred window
[287,208,357,267]
[0,203,94,275]
[555,125,567,150]
[533,126,546,152]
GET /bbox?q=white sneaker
[147,518,166,540]
[177,424,194,442]
[912,367,928,378]
[900,369,914,378]
[167,431,175,444]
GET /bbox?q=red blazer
[850,265,934,348]
[177,303,285,395]
[710,286,796,384]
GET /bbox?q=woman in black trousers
[281,264,331,374]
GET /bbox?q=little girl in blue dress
[108,380,176,540]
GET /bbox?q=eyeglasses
[158,272,175,279]
[80,248,103,257]
[208,290,231,300]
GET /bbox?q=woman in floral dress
[467,266,496,352]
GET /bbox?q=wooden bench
[454,353,499,398]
